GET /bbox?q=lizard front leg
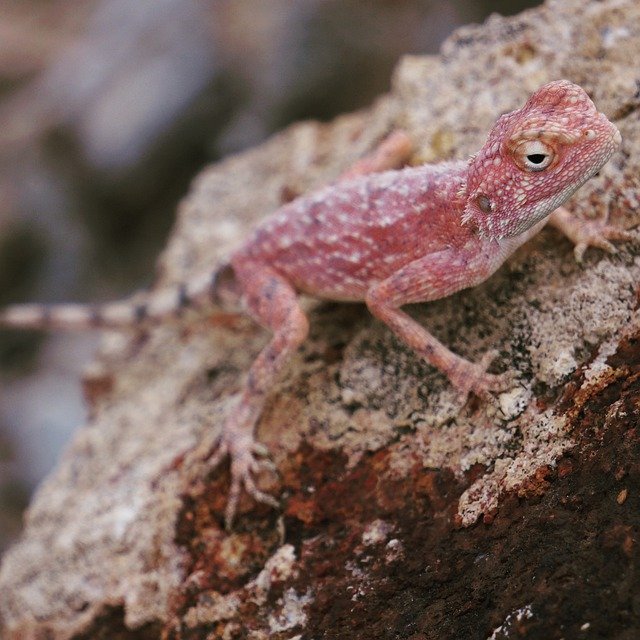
[549,205,634,263]
[365,246,511,399]
[208,261,309,528]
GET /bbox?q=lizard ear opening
[476,194,493,213]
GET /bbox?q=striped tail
[0,264,239,331]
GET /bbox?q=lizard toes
[204,437,229,469]
[251,456,277,474]
[574,238,615,263]
[572,224,634,262]
[486,370,516,392]
[243,473,280,508]
[251,441,271,457]
[224,443,279,529]
[468,359,515,399]
[573,243,587,263]
[448,350,510,402]
[600,226,635,242]
[478,349,499,370]
[469,372,511,398]
[225,474,243,530]
[590,236,617,253]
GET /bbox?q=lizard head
[462,80,621,238]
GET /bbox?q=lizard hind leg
[209,261,309,529]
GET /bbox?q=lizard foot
[571,219,634,263]
[551,207,635,263]
[449,350,514,402]
[206,434,279,530]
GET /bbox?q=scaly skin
[0,81,631,527]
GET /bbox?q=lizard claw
[205,437,229,469]
[251,455,277,474]
[251,441,272,457]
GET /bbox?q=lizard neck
[497,217,549,254]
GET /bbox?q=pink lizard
[0,80,631,527]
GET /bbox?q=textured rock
[2,0,640,637]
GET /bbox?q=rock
[1,0,640,637]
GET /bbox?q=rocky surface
[1,0,640,637]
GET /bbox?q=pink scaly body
[0,81,631,527]
[239,162,472,301]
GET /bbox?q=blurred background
[0,0,541,553]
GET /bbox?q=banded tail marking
[0,263,232,331]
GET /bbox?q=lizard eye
[514,140,554,172]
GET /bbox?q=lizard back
[235,161,470,301]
